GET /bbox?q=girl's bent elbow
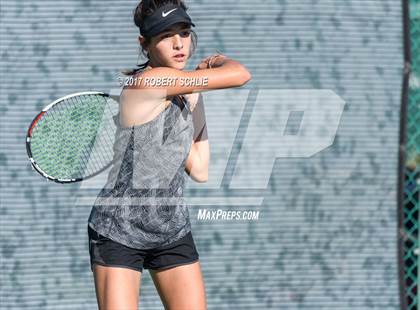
[239,69,252,86]
[243,71,252,84]
[196,172,208,183]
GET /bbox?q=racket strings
[29,94,119,180]
[76,95,116,176]
[83,100,112,175]
[69,95,102,175]
[93,96,117,168]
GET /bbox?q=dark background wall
[0,0,404,309]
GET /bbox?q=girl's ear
[138,36,148,53]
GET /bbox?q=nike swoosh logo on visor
[162,8,177,17]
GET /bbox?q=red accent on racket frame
[28,111,46,137]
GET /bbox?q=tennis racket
[26,91,120,183]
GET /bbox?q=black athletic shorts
[88,225,199,273]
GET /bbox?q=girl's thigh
[149,261,207,310]
[93,264,142,310]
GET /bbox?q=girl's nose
[173,34,183,49]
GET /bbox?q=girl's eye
[180,30,191,37]
[161,30,190,39]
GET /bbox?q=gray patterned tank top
[88,95,194,249]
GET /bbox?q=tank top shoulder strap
[173,94,191,113]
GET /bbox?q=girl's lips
[173,55,186,62]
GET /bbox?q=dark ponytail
[121,0,198,76]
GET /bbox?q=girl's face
[141,22,192,70]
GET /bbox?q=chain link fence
[403,0,419,309]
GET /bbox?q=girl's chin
[171,62,186,69]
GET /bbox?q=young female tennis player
[87,0,251,309]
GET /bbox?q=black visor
[139,3,195,37]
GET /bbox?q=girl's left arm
[185,139,209,183]
[184,93,210,183]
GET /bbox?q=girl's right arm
[129,56,252,98]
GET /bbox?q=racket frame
[26,91,118,183]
